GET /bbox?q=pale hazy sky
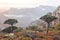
[0,0,60,9]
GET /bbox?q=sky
[0,0,60,9]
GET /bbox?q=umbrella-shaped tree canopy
[40,15,57,23]
[4,19,18,26]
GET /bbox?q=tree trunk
[11,25,13,33]
[46,22,50,35]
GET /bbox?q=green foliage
[14,27,23,32]
[29,25,38,30]
[55,23,60,30]
[40,15,57,23]
[49,27,55,31]
[28,25,43,31]
[4,19,18,25]
[2,26,18,33]
[3,19,18,33]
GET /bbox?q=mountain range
[0,5,56,30]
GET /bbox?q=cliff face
[52,6,60,25]
[30,6,60,28]
[30,19,47,29]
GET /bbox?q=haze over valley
[0,5,56,30]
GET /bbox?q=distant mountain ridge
[0,5,56,30]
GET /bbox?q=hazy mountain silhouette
[0,5,56,29]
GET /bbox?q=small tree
[14,27,23,32]
[40,14,57,35]
[28,25,39,31]
[4,19,18,33]
[2,26,18,33]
